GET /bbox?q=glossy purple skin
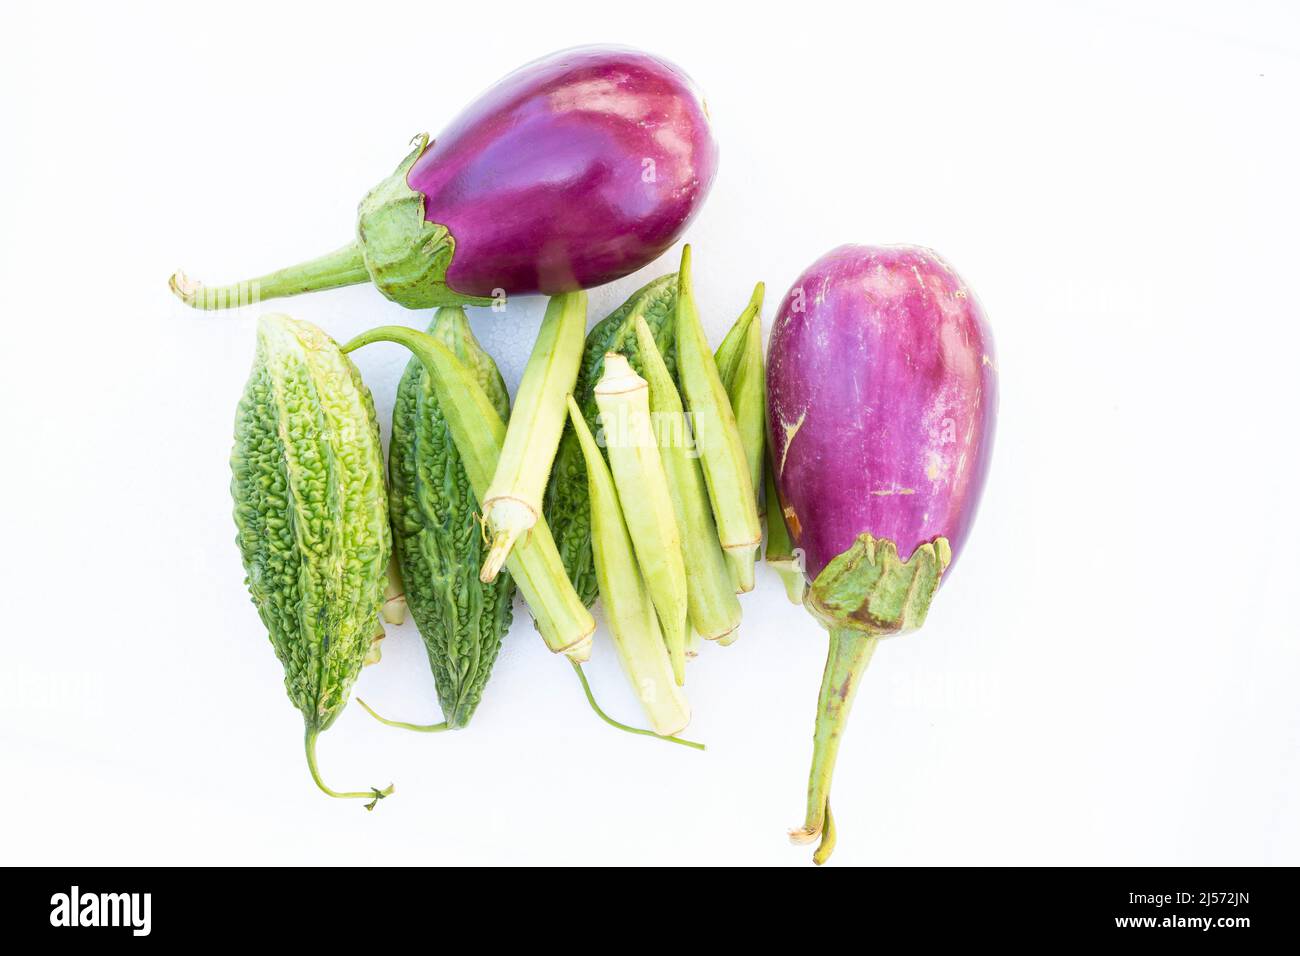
[407,46,718,298]
[767,245,997,582]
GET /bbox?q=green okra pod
[713,284,760,395]
[381,554,407,625]
[764,436,807,605]
[545,275,680,608]
[714,282,767,593]
[594,353,689,684]
[343,325,595,662]
[566,396,691,736]
[633,314,741,643]
[674,246,761,569]
[480,291,587,583]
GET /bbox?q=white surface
[1,0,1297,866]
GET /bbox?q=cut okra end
[594,352,649,396]
[563,633,594,664]
[479,496,538,583]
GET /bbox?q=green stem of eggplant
[790,627,877,863]
[571,662,705,751]
[170,241,370,310]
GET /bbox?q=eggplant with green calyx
[170,47,717,311]
[768,245,997,864]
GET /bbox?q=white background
[1,0,1297,866]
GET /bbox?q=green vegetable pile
[228,247,791,803]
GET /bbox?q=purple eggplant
[171,46,718,310]
[767,244,997,863]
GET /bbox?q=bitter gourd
[230,314,393,806]
[544,273,679,606]
[386,307,516,729]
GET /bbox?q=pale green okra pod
[764,423,807,605]
[713,282,766,593]
[674,246,761,569]
[342,325,595,662]
[565,396,691,736]
[479,291,587,583]
[594,353,689,684]
[633,314,741,643]
[381,554,407,625]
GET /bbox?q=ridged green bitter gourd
[230,314,393,807]
[385,308,516,729]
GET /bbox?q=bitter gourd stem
[304,728,395,809]
[355,698,451,734]
[170,242,370,310]
[570,662,705,751]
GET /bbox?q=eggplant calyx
[356,134,493,310]
[804,533,951,637]
[791,534,951,864]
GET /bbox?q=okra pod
[343,326,595,662]
[633,314,741,642]
[566,396,691,736]
[674,246,761,570]
[381,554,407,625]
[714,282,766,592]
[713,284,760,395]
[594,353,689,684]
[764,443,807,605]
[479,291,587,583]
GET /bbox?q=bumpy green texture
[389,308,516,728]
[544,274,679,606]
[231,314,391,801]
[344,326,595,660]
